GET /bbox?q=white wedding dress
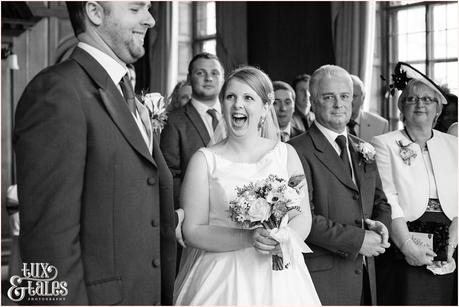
[174,142,321,305]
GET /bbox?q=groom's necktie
[335,135,352,178]
[207,108,219,131]
[119,74,137,115]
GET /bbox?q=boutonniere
[355,141,376,165]
[396,140,417,165]
[139,92,168,134]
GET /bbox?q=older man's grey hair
[309,65,353,101]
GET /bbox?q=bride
[174,66,321,305]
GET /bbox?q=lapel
[309,124,358,192]
[348,135,366,190]
[184,102,211,145]
[359,112,371,141]
[71,47,156,167]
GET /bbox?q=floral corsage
[355,142,376,165]
[396,140,417,165]
[139,92,168,134]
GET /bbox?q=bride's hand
[251,228,279,255]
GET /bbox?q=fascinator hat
[387,62,448,111]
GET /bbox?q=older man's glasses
[405,96,438,106]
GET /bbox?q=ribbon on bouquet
[269,215,313,269]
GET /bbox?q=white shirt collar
[315,120,349,146]
[191,98,222,116]
[281,123,292,136]
[77,42,127,86]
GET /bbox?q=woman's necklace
[404,127,432,152]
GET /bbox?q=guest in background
[289,65,391,305]
[167,80,192,112]
[434,91,457,133]
[160,53,224,209]
[372,75,457,305]
[273,81,302,142]
[348,74,389,142]
[291,73,315,133]
[447,122,458,136]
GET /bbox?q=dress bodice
[198,142,289,228]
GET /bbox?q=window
[176,1,217,81]
[388,1,458,93]
[194,2,217,55]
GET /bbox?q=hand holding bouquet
[228,174,310,270]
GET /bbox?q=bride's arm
[181,151,277,252]
[284,144,312,241]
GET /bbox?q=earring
[258,117,265,130]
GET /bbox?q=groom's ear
[85,1,105,27]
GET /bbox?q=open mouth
[231,113,247,128]
[133,31,146,42]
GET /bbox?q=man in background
[291,73,315,133]
[160,52,225,208]
[348,74,389,142]
[272,81,303,142]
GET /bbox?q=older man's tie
[335,135,352,178]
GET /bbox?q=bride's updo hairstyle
[219,66,274,106]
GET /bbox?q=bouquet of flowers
[139,92,168,134]
[228,174,307,270]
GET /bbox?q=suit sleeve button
[152,259,160,267]
[151,219,159,227]
[355,269,362,274]
[147,177,156,185]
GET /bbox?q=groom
[14,2,177,305]
[289,65,391,305]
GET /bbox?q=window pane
[434,62,458,93]
[397,33,426,61]
[178,42,192,77]
[179,2,192,37]
[196,1,216,38]
[396,6,425,34]
[433,29,458,59]
[433,3,458,31]
[201,39,217,55]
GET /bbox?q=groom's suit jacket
[14,47,176,305]
[160,102,211,207]
[289,123,391,305]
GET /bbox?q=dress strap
[197,147,216,179]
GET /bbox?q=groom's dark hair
[66,2,86,37]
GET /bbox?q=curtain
[216,2,248,73]
[331,1,376,109]
[141,1,178,97]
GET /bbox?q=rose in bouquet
[228,174,306,270]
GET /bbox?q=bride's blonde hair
[219,66,274,106]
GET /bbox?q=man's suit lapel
[309,124,358,192]
[71,47,156,167]
[184,102,211,145]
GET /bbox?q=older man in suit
[160,52,225,208]
[348,75,389,142]
[14,2,177,305]
[289,65,391,305]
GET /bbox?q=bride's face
[222,79,266,139]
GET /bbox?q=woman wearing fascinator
[372,62,457,305]
[173,66,321,305]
